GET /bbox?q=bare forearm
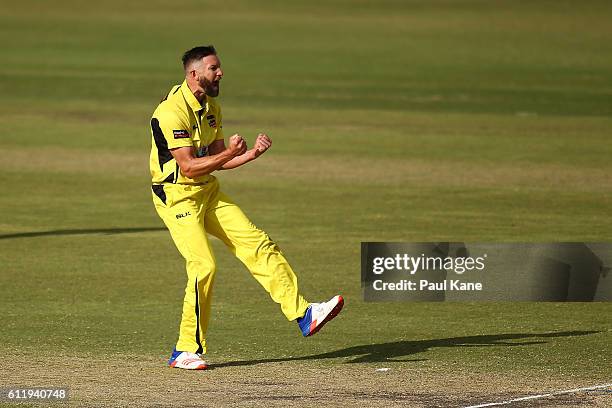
[220,149,256,170]
[206,133,269,171]
[182,149,236,178]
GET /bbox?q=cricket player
[149,45,344,370]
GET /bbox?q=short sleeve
[151,112,193,150]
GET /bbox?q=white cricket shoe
[168,349,208,370]
[297,295,344,337]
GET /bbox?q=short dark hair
[182,45,217,70]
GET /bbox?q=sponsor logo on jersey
[206,114,217,128]
[173,129,190,139]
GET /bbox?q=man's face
[195,55,223,97]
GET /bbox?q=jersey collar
[180,80,207,112]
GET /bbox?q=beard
[200,77,220,97]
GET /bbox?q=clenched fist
[252,133,272,159]
[228,134,247,157]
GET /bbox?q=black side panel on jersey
[151,185,166,205]
[151,118,173,171]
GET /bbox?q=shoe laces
[311,302,327,316]
[182,351,203,360]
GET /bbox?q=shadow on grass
[0,227,166,240]
[212,331,599,369]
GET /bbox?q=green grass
[0,0,611,398]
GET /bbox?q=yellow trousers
[152,177,309,354]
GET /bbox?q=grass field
[1,1,611,406]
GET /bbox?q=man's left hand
[251,133,272,159]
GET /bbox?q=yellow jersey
[149,80,224,186]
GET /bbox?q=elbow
[180,163,196,179]
[180,163,209,179]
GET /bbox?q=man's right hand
[228,134,247,157]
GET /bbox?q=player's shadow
[0,227,166,240]
[212,330,599,368]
